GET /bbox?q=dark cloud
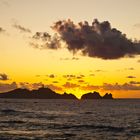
[63,74,76,78]
[31,32,60,49]
[127,76,136,79]
[0,73,9,81]
[49,74,55,78]
[31,19,140,59]
[129,81,140,85]
[0,27,6,33]
[13,24,31,33]
[0,82,17,93]
[51,19,140,59]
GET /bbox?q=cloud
[0,82,17,92]
[134,23,140,28]
[63,74,76,78]
[127,76,136,79]
[52,81,59,83]
[31,19,140,59]
[0,0,10,6]
[78,80,84,83]
[60,57,79,60]
[63,82,79,89]
[0,27,6,33]
[31,32,61,49]
[129,81,140,85]
[95,70,104,72]
[13,24,31,33]
[81,82,140,91]
[137,60,140,63]
[126,67,135,70]
[50,19,140,59]
[81,85,100,91]
[49,74,55,78]
[19,82,43,89]
[89,74,95,76]
[0,73,9,81]
[102,83,140,90]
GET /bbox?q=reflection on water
[0,99,140,140]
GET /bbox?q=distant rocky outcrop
[102,93,113,99]
[81,92,113,99]
[0,87,77,99]
[81,91,102,99]
[0,87,113,99]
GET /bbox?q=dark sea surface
[0,99,140,140]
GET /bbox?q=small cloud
[63,75,76,78]
[60,57,79,61]
[76,76,82,79]
[35,75,41,77]
[127,76,136,79]
[72,57,79,60]
[129,81,140,85]
[52,81,59,83]
[134,23,140,28]
[0,73,9,81]
[137,60,140,63]
[89,74,95,76]
[0,27,6,33]
[63,82,79,89]
[13,24,31,33]
[78,80,84,83]
[125,67,135,70]
[49,74,55,78]
[31,32,60,50]
[80,74,85,77]
[95,70,103,72]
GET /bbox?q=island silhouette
[0,87,113,99]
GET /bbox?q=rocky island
[0,87,113,99]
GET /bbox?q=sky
[0,0,140,98]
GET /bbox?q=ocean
[0,99,140,140]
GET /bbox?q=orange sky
[0,0,140,98]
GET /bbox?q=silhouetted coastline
[0,87,113,99]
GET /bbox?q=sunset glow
[0,0,140,98]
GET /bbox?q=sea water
[0,99,140,140]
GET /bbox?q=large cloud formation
[32,19,140,59]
